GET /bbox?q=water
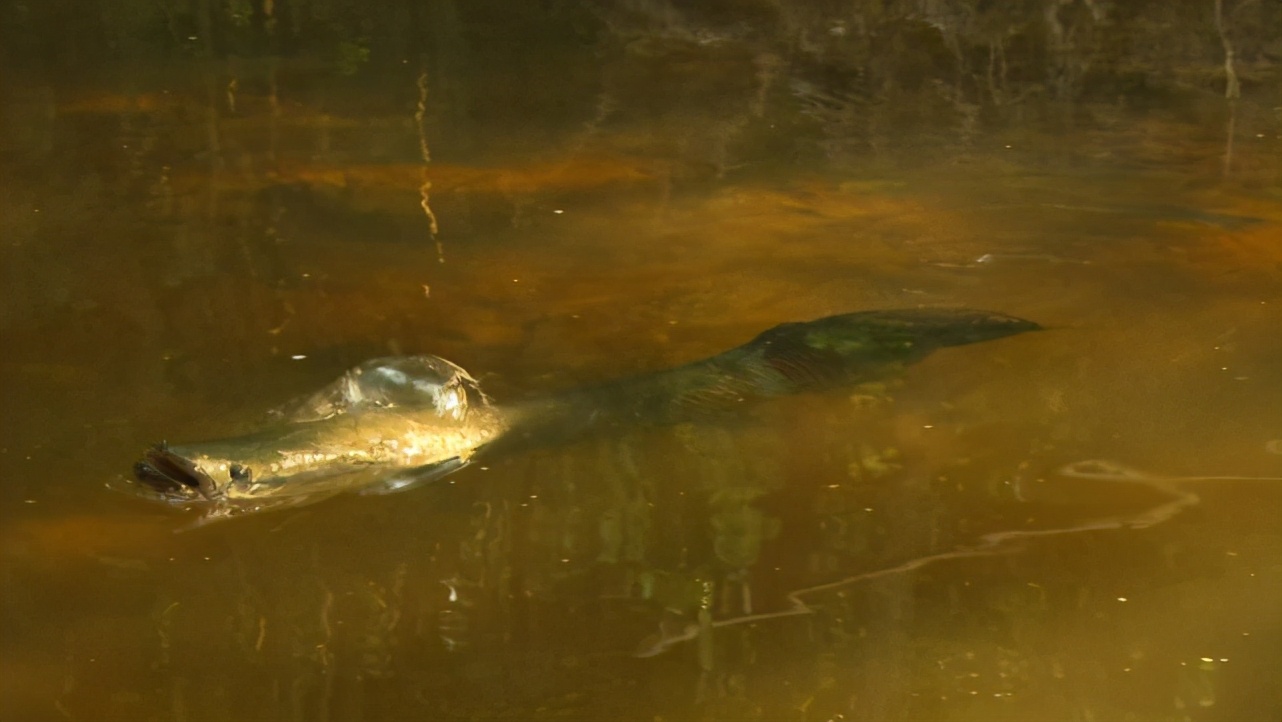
[2,3,1281,720]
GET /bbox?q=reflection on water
[2,1,1281,720]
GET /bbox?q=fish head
[121,435,371,526]
[130,442,248,504]
[120,356,506,525]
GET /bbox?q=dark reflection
[2,1,1281,721]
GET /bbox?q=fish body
[126,309,1039,523]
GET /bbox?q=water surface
[2,3,1281,720]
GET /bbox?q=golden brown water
[2,6,1281,721]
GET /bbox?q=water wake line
[635,459,1280,656]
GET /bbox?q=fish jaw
[132,443,221,502]
[126,406,509,518]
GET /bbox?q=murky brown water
[2,4,1281,721]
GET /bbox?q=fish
[122,308,1040,524]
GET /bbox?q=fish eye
[229,464,252,483]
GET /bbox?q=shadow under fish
[121,308,1040,525]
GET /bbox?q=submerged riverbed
[2,2,1281,720]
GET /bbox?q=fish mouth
[132,444,218,501]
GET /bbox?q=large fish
[125,309,1039,523]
